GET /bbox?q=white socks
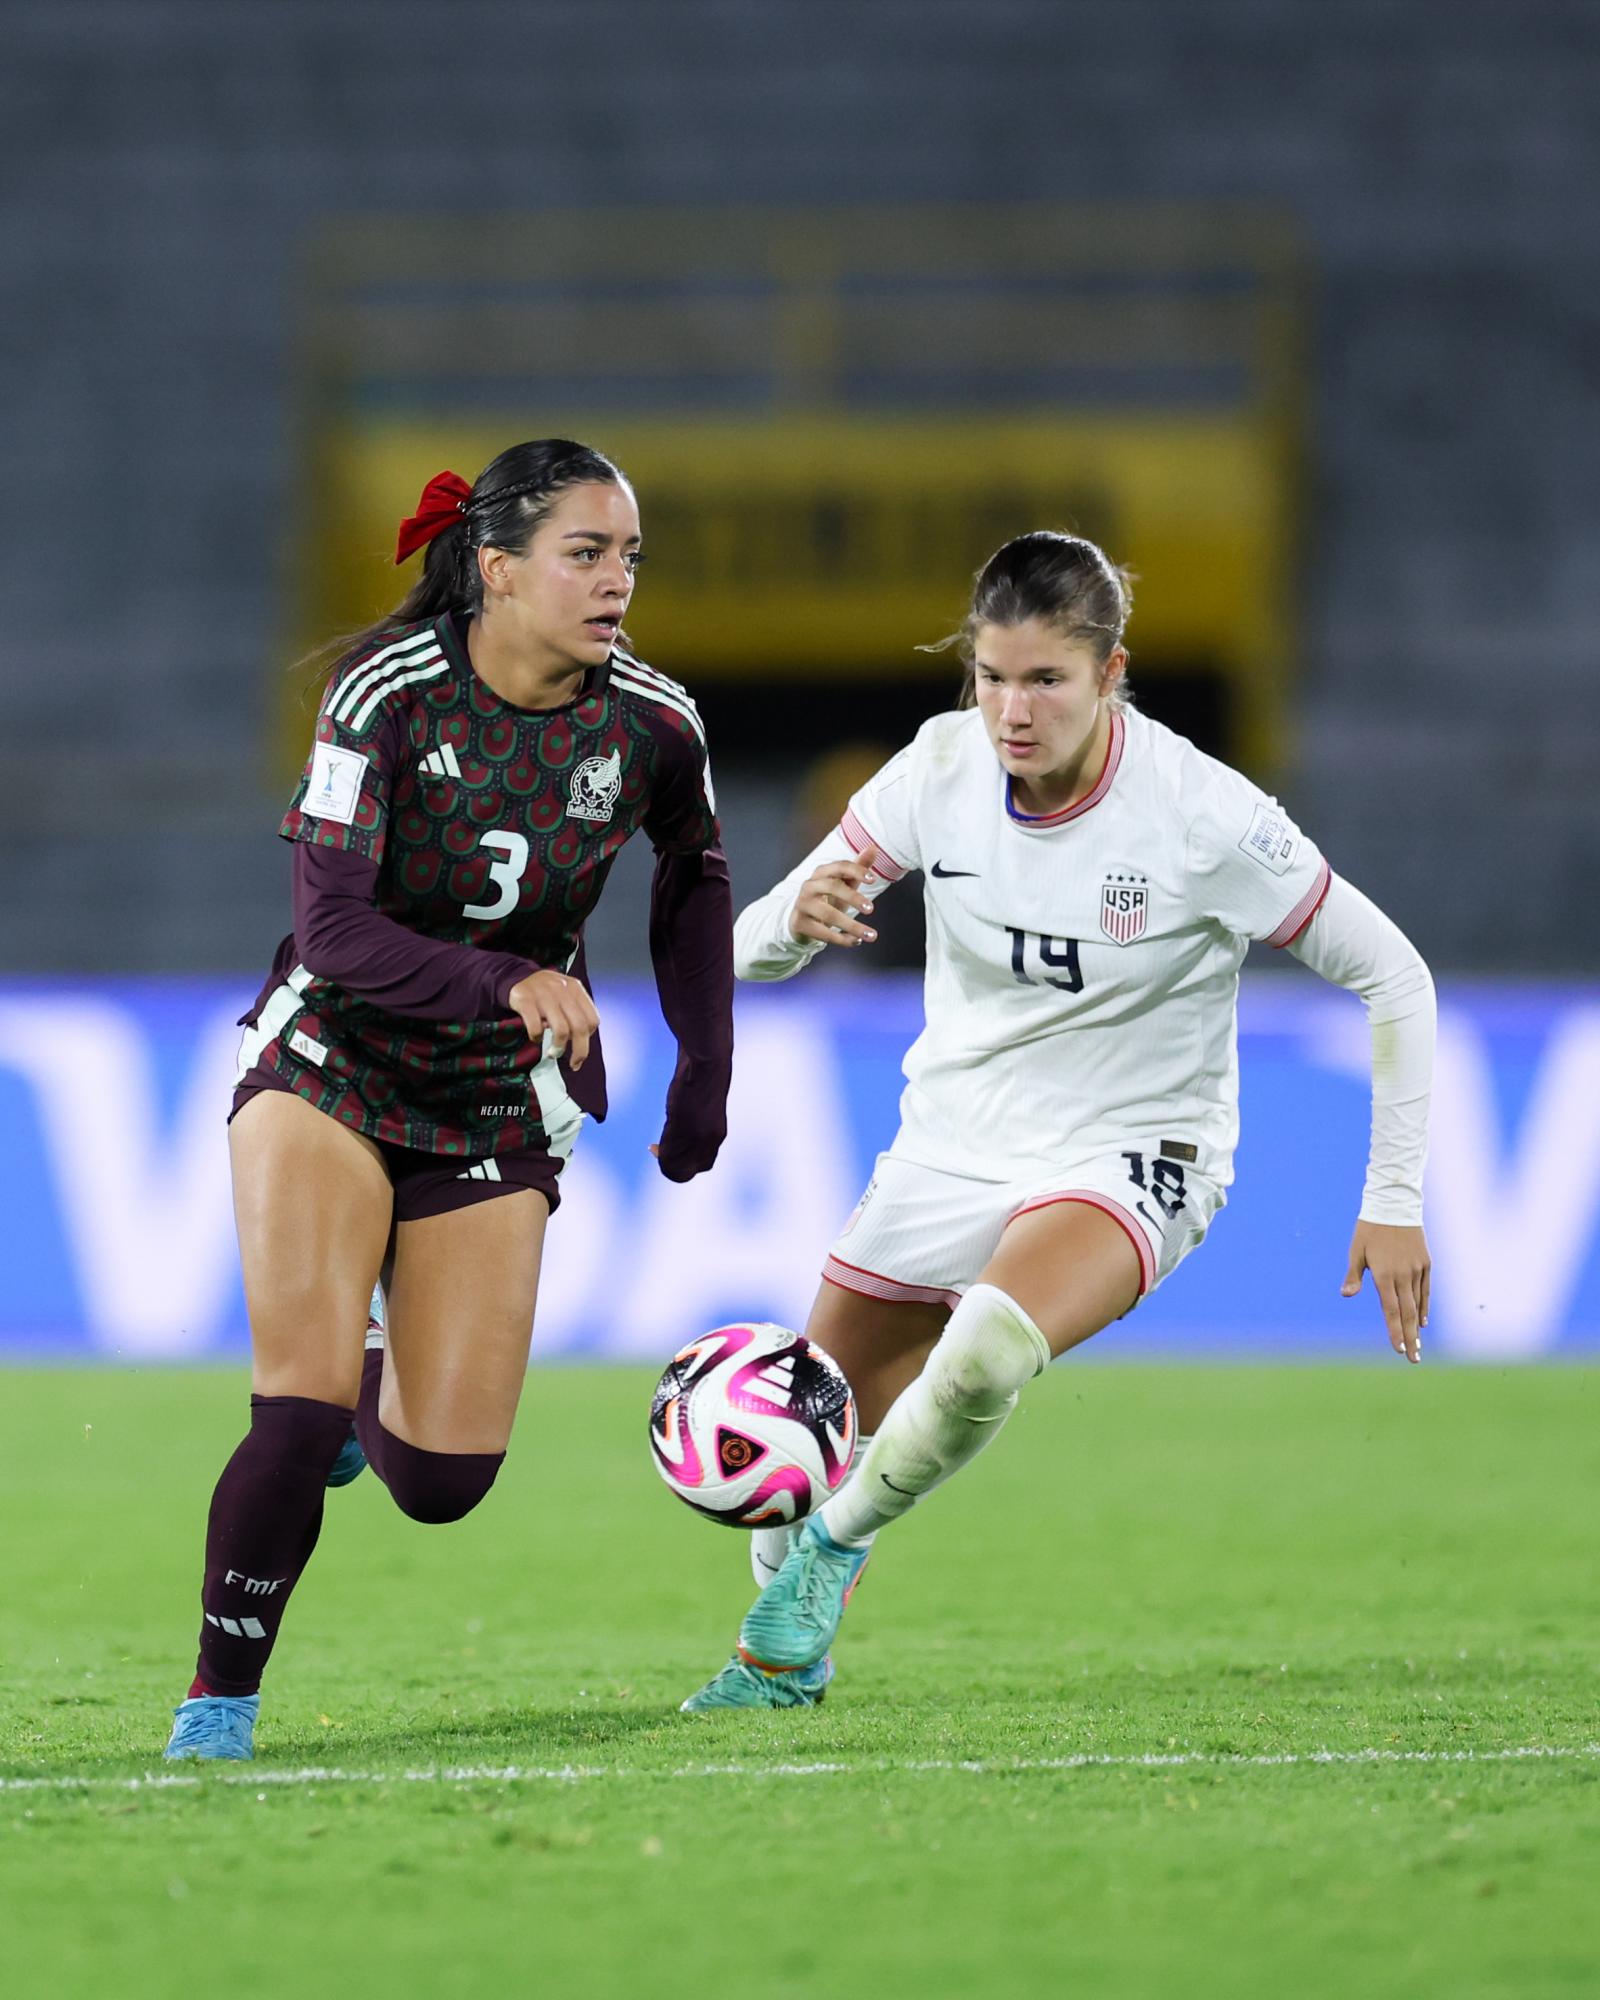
[750,1432,873,1587]
[818,1283,1050,1547]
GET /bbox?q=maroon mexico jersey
[241,615,718,1156]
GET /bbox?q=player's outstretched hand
[788,843,882,949]
[1341,1220,1431,1363]
[508,969,599,1070]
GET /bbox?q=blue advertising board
[1,976,1597,1361]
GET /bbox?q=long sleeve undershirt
[1286,872,1435,1227]
[292,841,537,1023]
[731,824,855,982]
[647,843,735,1180]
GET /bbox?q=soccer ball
[648,1323,857,1527]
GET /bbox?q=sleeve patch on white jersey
[1238,801,1298,876]
[306,741,367,825]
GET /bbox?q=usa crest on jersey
[1100,872,1148,944]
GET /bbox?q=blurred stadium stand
[3,0,1598,980]
[290,203,1301,966]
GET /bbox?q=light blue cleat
[164,1693,259,1761]
[325,1431,367,1487]
[680,1654,834,1714]
[327,1282,386,1489]
[738,1517,871,1672]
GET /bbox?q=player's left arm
[1187,773,1434,1363]
[642,718,734,1183]
[1287,876,1436,1364]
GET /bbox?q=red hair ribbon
[394,470,472,564]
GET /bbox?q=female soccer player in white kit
[682,530,1435,1712]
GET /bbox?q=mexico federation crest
[566,747,622,824]
[1100,872,1148,945]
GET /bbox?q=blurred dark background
[4,0,1597,977]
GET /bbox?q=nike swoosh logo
[880,1475,919,1497]
[930,861,978,879]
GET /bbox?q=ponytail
[325,437,631,675]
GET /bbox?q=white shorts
[822,1145,1225,1310]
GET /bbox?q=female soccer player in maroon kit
[165,440,732,1760]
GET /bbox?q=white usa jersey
[733,704,1331,1188]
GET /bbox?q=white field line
[2,1744,1597,1797]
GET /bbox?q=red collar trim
[1005,709,1125,828]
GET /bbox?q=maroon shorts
[231,1063,564,1222]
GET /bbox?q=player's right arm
[292,846,598,1067]
[733,742,921,981]
[730,828,883,979]
[283,653,598,1064]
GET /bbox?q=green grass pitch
[2,1363,1596,1999]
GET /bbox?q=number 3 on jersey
[464,832,529,920]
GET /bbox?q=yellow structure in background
[289,206,1301,773]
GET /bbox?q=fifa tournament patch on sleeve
[1237,801,1298,876]
[305,741,368,826]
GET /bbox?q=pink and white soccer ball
[648,1323,857,1527]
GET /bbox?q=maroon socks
[356,1349,505,1524]
[193,1394,354,1698]
[188,1368,506,1702]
